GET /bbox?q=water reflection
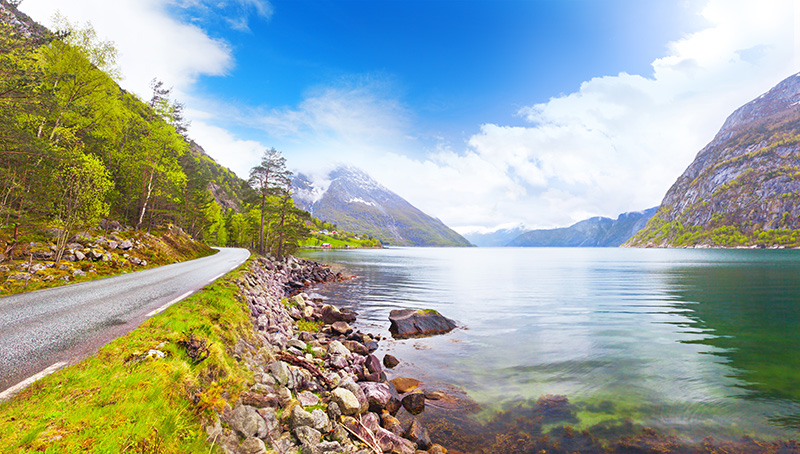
[662,254,800,427]
[300,248,800,440]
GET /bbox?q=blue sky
[20,0,800,232]
[181,0,706,153]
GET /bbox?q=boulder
[383,354,399,368]
[228,405,267,439]
[388,309,456,338]
[405,418,432,450]
[294,426,322,447]
[330,388,361,416]
[342,340,368,356]
[390,377,421,394]
[239,437,268,454]
[289,405,315,430]
[358,382,400,414]
[320,304,357,324]
[401,392,425,415]
[297,390,319,407]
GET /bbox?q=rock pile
[210,256,446,454]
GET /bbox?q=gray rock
[327,401,342,422]
[327,340,350,357]
[74,250,86,261]
[228,405,267,439]
[388,308,457,338]
[340,378,369,414]
[297,390,319,407]
[118,239,133,250]
[270,360,291,386]
[330,388,360,416]
[289,405,315,429]
[239,437,268,454]
[310,408,330,432]
[315,441,344,453]
[287,338,307,351]
[294,426,322,446]
[328,355,349,370]
[358,382,396,413]
[272,431,297,453]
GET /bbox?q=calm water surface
[299,247,800,441]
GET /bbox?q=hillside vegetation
[628,73,800,248]
[0,2,313,263]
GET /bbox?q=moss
[416,308,440,315]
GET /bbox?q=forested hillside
[0,1,310,260]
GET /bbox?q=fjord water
[300,247,800,440]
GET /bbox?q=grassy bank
[300,231,382,249]
[0,259,254,453]
[0,225,214,296]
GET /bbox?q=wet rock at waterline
[388,308,457,338]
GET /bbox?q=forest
[0,5,312,259]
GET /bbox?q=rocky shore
[208,255,446,454]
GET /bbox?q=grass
[299,232,382,249]
[0,258,256,453]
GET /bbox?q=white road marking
[145,291,193,317]
[209,272,225,283]
[0,361,68,402]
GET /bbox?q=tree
[248,148,290,254]
[50,151,112,262]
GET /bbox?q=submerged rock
[388,308,457,338]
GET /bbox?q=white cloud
[398,0,799,229]
[20,0,233,100]
[18,0,800,232]
[19,0,271,181]
[186,121,265,178]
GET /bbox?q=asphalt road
[0,247,250,394]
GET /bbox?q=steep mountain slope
[627,73,800,247]
[185,141,251,211]
[508,208,657,247]
[461,225,527,247]
[292,166,472,246]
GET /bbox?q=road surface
[0,247,250,394]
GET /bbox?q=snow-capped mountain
[292,166,472,247]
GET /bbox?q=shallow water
[299,247,800,442]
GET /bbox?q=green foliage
[0,6,314,256]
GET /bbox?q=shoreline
[210,255,448,453]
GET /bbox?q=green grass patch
[299,232,382,249]
[297,319,323,333]
[0,259,255,453]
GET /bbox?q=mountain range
[292,167,472,247]
[506,208,657,247]
[628,72,800,247]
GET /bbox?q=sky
[18,0,800,233]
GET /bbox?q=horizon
[18,0,800,232]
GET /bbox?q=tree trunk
[259,192,266,254]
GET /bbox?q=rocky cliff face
[627,73,800,248]
[507,208,656,247]
[292,166,472,247]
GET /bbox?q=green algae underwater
[300,247,800,453]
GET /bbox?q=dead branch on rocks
[276,352,333,388]
[178,332,211,364]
